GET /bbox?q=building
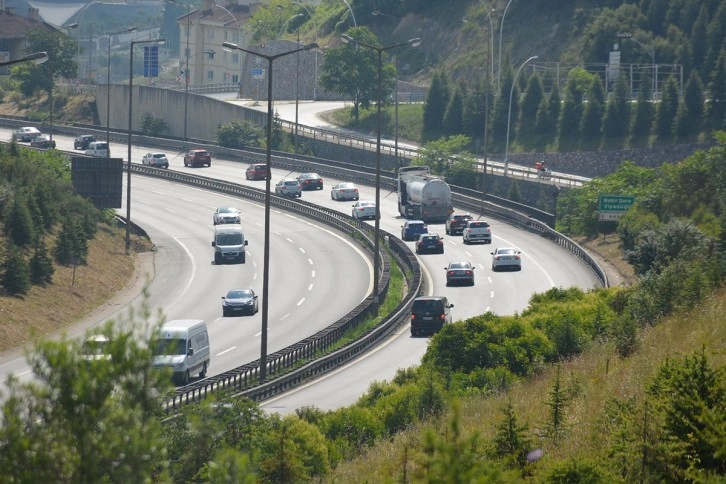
[0,0,56,72]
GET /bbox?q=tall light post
[617,33,656,96]
[170,0,192,143]
[504,55,537,177]
[292,1,317,100]
[222,40,318,384]
[277,12,305,159]
[88,22,94,84]
[107,26,138,157]
[126,38,166,255]
[0,51,47,68]
[341,33,421,312]
[49,25,77,143]
[498,0,514,93]
[340,0,357,27]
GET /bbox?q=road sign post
[598,194,635,221]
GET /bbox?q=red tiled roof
[0,9,56,39]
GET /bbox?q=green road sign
[599,194,635,212]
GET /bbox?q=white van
[212,224,247,264]
[85,141,109,157]
[152,319,210,385]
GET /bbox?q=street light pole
[222,40,318,384]
[107,27,138,157]
[341,34,421,313]
[617,33,656,96]
[498,0,514,93]
[126,38,166,255]
[0,51,47,68]
[504,55,537,177]
[88,22,94,84]
[184,5,191,144]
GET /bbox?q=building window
[232,53,239,65]
[232,74,239,84]
[233,31,240,43]
[207,70,214,80]
[207,29,214,40]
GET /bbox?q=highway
[0,125,601,413]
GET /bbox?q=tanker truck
[397,166,454,223]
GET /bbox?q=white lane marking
[297,298,305,306]
[490,290,495,298]
[152,190,165,195]
[286,237,294,243]
[281,313,290,320]
[309,259,314,265]
[312,270,316,277]
[169,237,197,308]
[188,217,199,223]
[308,284,313,291]
[494,236,556,287]
[487,276,493,283]
[299,247,306,254]
[182,197,194,203]
[165,208,176,213]
[217,346,237,356]
[16,370,31,376]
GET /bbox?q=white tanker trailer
[397,166,454,223]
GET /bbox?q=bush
[140,113,167,136]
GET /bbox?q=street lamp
[50,24,77,143]
[504,55,537,177]
[126,38,166,255]
[222,40,318,384]
[340,33,421,313]
[339,0,357,27]
[0,51,47,68]
[617,33,656,96]
[498,0,514,93]
[107,26,138,157]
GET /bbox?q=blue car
[401,220,428,241]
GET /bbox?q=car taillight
[467,228,472,233]
[466,270,473,275]
[438,240,443,245]
[439,313,446,320]
[354,189,358,193]
[448,271,454,275]
[411,314,416,320]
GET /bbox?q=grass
[0,224,151,352]
[322,104,424,145]
[329,286,726,481]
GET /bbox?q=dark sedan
[73,134,96,150]
[222,289,259,316]
[297,172,324,190]
[416,233,444,254]
[445,261,475,286]
[245,163,270,180]
[30,135,56,149]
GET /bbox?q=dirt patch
[576,234,636,287]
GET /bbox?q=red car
[245,163,270,180]
[183,149,212,167]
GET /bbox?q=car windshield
[227,290,252,299]
[152,154,165,159]
[497,248,517,255]
[284,181,298,186]
[217,233,243,245]
[338,183,355,189]
[153,338,186,356]
[218,207,237,213]
[413,300,443,312]
[359,202,374,207]
[469,222,489,228]
[449,262,469,269]
[300,174,318,179]
[409,223,425,229]
[194,151,209,157]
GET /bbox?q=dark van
[410,296,453,336]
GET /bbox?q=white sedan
[213,206,241,225]
[142,152,169,168]
[491,247,522,271]
[331,182,359,201]
[351,200,376,220]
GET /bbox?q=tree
[518,74,544,142]
[629,74,654,146]
[707,53,726,131]
[461,78,487,151]
[21,28,79,98]
[557,77,583,151]
[602,74,630,145]
[4,194,36,247]
[654,75,680,139]
[442,83,464,137]
[675,70,705,140]
[421,70,450,142]
[490,398,533,470]
[579,98,602,149]
[319,27,395,122]
[29,238,54,285]
[53,216,88,266]
[216,120,264,149]
[1,243,31,295]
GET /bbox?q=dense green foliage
[0,142,102,295]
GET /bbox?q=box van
[410,296,454,337]
[212,224,247,264]
[85,141,109,157]
[152,319,210,385]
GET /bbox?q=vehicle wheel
[214,254,222,265]
[492,266,497,271]
[463,238,468,245]
[440,248,445,254]
[240,256,245,264]
[199,363,207,378]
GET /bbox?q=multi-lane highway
[0,125,601,412]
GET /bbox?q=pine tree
[690,5,709,78]
[5,195,36,248]
[1,243,31,295]
[654,76,680,139]
[557,79,582,152]
[629,75,654,146]
[490,398,533,470]
[707,53,726,131]
[543,364,570,444]
[518,74,544,142]
[442,84,464,138]
[29,238,54,285]
[422,70,450,142]
[579,98,602,150]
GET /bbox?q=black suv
[415,233,444,254]
[410,296,453,336]
[445,212,473,235]
[74,134,96,150]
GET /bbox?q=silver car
[331,182,359,201]
[213,207,241,225]
[352,200,376,220]
[275,179,302,197]
[142,152,169,168]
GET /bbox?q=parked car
[13,127,41,142]
[142,152,169,168]
[416,233,444,254]
[297,173,324,190]
[213,206,241,225]
[30,135,56,149]
[85,141,109,157]
[445,261,475,286]
[184,149,212,167]
[445,212,473,235]
[352,200,376,220]
[410,296,453,337]
[275,179,302,197]
[245,163,270,180]
[401,220,428,241]
[462,220,492,244]
[73,134,96,149]
[331,182,359,201]
[491,247,522,271]
[222,289,259,316]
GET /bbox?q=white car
[213,206,241,225]
[491,247,522,271]
[13,126,41,142]
[462,220,492,244]
[275,179,302,197]
[331,182,359,201]
[352,200,376,220]
[142,152,169,168]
